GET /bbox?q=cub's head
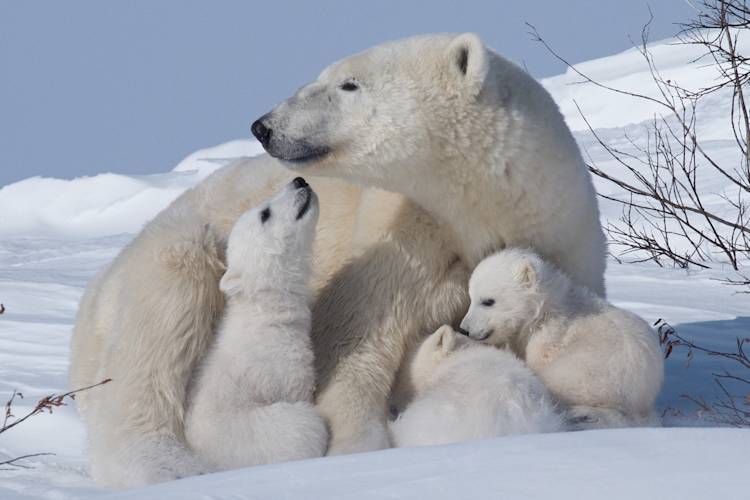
[220,177,319,296]
[408,325,469,392]
[460,249,550,346]
[251,33,496,192]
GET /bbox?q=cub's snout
[287,177,316,221]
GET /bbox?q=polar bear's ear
[219,271,242,296]
[446,33,488,97]
[435,325,458,355]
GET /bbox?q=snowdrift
[540,33,750,138]
[107,428,749,500]
[0,140,262,239]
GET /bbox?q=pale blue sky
[0,1,693,186]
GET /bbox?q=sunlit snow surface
[1,39,748,498]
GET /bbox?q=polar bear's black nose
[251,119,272,147]
[292,177,308,189]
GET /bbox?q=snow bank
[171,139,264,174]
[108,428,749,500]
[0,140,261,239]
[541,32,748,139]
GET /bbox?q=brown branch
[0,453,54,471]
[0,379,113,471]
[1,379,112,435]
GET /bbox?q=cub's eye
[340,81,359,92]
[480,299,495,307]
[260,207,271,224]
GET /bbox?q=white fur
[390,325,564,447]
[185,180,327,470]
[260,33,606,453]
[70,33,607,484]
[460,249,664,429]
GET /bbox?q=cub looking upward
[186,178,328,470]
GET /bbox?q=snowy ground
[1,36,749,498]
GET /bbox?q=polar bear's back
[390,346,564,447]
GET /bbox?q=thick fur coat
[460,249,664,429]
[70,33,606,486]
[390,326,563,447]
[185,180,327,471]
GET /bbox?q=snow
[105,428,749,500]
[0,140,262,239]
[540,33,750,138]
[1,36,748,499]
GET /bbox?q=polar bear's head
[460,249,554,346]
[407,325,470,392]
[220,177,319,297]
[252,33,500,192]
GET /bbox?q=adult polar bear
[70,33,605,486]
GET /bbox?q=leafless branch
[531,0,750,289]
[657,319,750,426]
[0,379,112,470]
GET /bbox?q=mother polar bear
[70,33,606,486]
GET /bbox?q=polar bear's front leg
[315,340,398,455]
[311,204,469,455]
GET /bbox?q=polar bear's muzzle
[252,115,330,165]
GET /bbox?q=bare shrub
[657,319,750,426]
[1,379,111,470]
[529,0,749,425]
[529,1,750,284]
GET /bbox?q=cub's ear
[434,325,458,355]
[517,259,539,288]
[446,33,488,97]
[219,271,242,296]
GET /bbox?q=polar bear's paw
[564,405,630,431]
[326,418,390,456]
[102,436,211,488]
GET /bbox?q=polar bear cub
[460,248,664,429]
[185,177,328,470]
[390,325,564,447]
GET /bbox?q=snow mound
[108,428,749,500]
[171,139,263,174]
[0,140,261,239]
[541,33,748,139]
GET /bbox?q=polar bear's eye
[481,299,495,307]
[340,81,359,92]
[260,207,271,224]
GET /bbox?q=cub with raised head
[186,178,328,470]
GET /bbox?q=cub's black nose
[251,119,272,147]
[292,177,308,189]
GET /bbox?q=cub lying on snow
[460,248,664,429]
[186,178,328,470]
[390,325,564,447]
